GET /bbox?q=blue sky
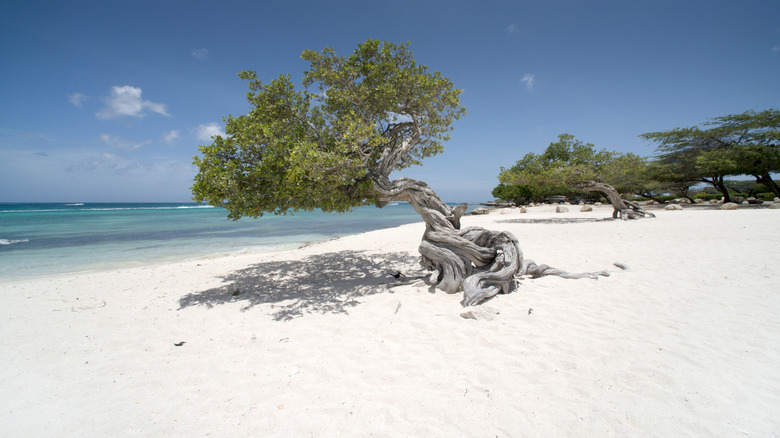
[1,0,778,203]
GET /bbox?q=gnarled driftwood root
[372,173,613,306]
[577,181,655,220]
[418,225,611,306]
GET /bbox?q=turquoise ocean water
[0,202,434,280]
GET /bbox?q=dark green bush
[693,193,722,201]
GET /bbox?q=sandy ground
[1,204,779,437]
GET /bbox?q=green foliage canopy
[641,109,780,197]
[498,134,648,193]
[192,40,466,219]
[491,183,534,204]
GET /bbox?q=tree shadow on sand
[179,250,423,321]
[500,218,616,224]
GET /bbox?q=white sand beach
[2,204,779,437]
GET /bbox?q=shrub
[693,193,723,201]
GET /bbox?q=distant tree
[192,40,604,307]
[491,183,533,205]
[641,127,733,201]
[605,153,667,201]
[711,109,780,197]
[643,161,698,202]
[641,109,780,200]
[725,179,764,197]
[499,134,655,219]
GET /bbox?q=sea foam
[0,239,29,245]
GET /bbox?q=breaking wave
[0,238,29,245]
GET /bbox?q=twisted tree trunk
[702,175,732,203]
[578,181,655,220]
[364,122,613,306]
[371,175,611,306]
[755,171,780,198]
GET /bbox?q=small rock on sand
[460,306,500,321]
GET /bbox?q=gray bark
[366,122,613,306]
[578,181,655,220]
[370,176,610,306]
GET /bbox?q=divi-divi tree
[193,40,607,306]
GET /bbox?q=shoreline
[2,205,779,436]
[0,202,428,282]
[3,202,771,284]
[0,240,310,285]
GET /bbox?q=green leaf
[192,40,466,219]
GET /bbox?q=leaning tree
[641,109,780,200]
[499,134,655,220]
[193,40,608,306]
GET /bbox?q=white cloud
[100,133,151,150]
[507,23,520,35]
[772,45,780,55]
[521,73,536,91]
[195,123,225,141]
[1,141,195,201]
[69,92,87,107]
[96,85,170,119]
[66,151,139,173]
[162,130,180,145]
[192,48,209,60]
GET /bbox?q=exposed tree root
[577,181,656,220]
[371,177,617,306]
[419,225,612,306]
